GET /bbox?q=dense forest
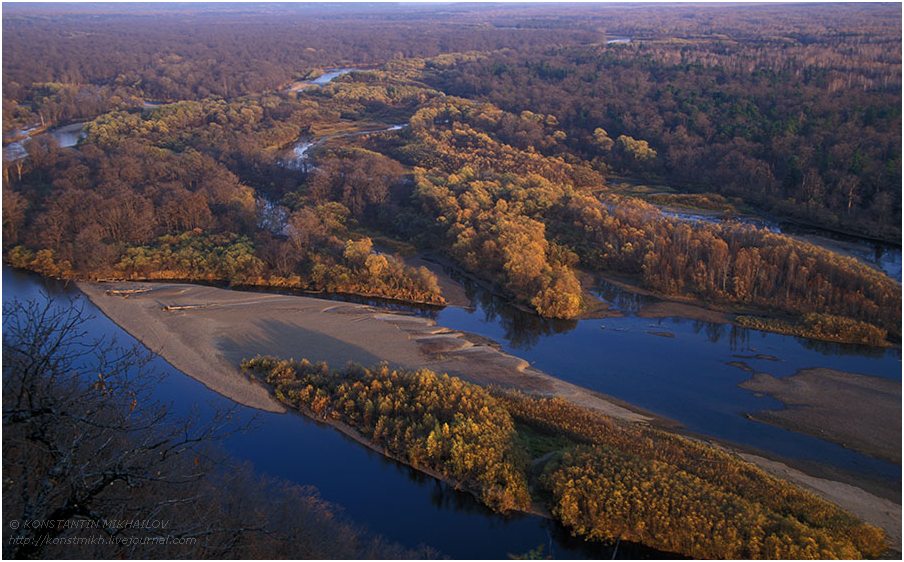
[2,4,598,126]
[243,356,887,560]
[2,3,901,339]
[390,97,900,338]
[425,5,902,241]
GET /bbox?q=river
[3,265,663,559]
[267,117,901,514]
[3,61,899,553]
[5,257,900,555]
[433,276,901,496]
[5,67,360,163]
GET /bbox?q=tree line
[379,96,898,339]
[3,96,444,305]
[3,4,899,340]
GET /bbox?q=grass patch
[514,421,576,461]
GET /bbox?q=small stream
[607,176,901,282]
[661,207,902,282]
[3,122,87,161]
[285,123,407,170]
[311,68,359,86]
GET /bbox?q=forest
[242,356,887,560]
[425,5,901,242]
[2,4,900,559]
[2,4,901,339]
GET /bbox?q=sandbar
[741,368,901,464]
[77,281,902,547]
[77,281,649,423]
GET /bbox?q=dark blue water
[435,280,901,492]
[2,266,654,559]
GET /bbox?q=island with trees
[242,355,886,559]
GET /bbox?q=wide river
[437,278,901,490]
[4,260,900,556]
[2,265,661,559]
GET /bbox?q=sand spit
[78,281,649,423]
[741,368,902,464]
[78,283,286,413]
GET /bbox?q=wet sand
[78,281,650,423]
[637,300,732,324]
[399,253,471,308]
[741,368,901,464]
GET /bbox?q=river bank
[608,175,903,250]
[75,278,901,549]
[2,266,651,559]
[594,270,899,347]
[243,355,894,558]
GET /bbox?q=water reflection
[451,272,900,361]
[450,270,577,349]
[594,279,657,314]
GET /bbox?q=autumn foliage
[243,358,888,559]
[242,357,531,512]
